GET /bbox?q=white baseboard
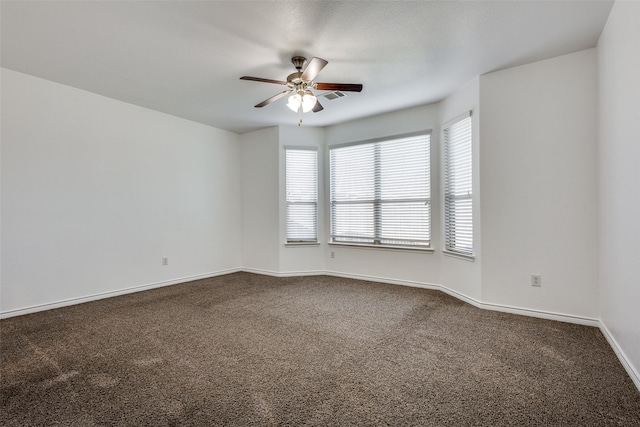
[323,271,441,291]
[240,267,326,278]
[2,267,636,392]
[1,267,602,328]
[0,268,240,319]
[321,270,599,327]
[599,322,640,392]
[470,300,599,326]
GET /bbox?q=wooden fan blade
[255,90,292,108]
[315,83,363,92]
[300,57,328,81]
[312,99,324,113]
[240,76,288,85]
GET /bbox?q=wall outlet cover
[531,274,542,287]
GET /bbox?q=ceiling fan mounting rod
[291,56,307,71]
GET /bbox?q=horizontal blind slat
[443,115,473,255]
[286,148,318,242]
[330,133,430,247]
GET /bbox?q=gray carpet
[1,272,639,426]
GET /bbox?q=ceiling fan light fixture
[287,93,302,112]
[287,92,317,113]
[301,93,317,113]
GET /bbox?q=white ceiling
[1,1,613,134]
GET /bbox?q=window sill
[329,242,434,254]
[285,242,320,247]
[442,250,475,262]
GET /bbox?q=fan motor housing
[287,72,312,95]
[287,72,303,85]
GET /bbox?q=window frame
[442,111,474,260]
[285,146,319,245]
[329,131,433,252]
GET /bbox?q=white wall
[597,1,640,386]
[438,77,482,301]
[1,68,242,316]
[479,49,599,320]
[278,125,326,274]
[323,105,442,286]
[239,127,280,274]
[2,34,636,388]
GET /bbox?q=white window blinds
[443,113,473,256]
[286,148,318,243]
[330,133,431,248]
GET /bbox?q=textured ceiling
[1,1,613,134]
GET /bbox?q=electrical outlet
[331,251,335,259]
[162,257,168,266]
[531,274,542,287]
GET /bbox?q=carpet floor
[1,272,639,426]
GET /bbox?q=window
[285,147,318,243]
[443,112,473,257]
[329,132,431,249]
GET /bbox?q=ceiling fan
[240,56,363,114]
